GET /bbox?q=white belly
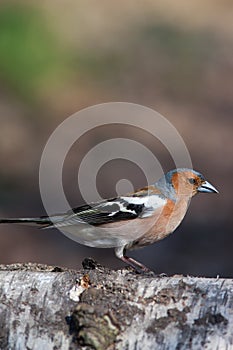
[53,217,155,248]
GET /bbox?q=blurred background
[0,0,232,277]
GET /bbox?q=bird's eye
[189,178,196,185]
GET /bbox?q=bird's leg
[115,246,151,273]
[120,255,151,272]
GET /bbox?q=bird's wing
[49,190,167,228]
[48,197,144,228]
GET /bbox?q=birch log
[0,260,232,350]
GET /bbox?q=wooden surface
[0,261,232,350]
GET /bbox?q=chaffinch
[0,168,218,272]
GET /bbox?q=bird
[0,168,218,273]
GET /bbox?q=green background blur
[0,1,232,276]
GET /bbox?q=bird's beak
[198,181,219,193]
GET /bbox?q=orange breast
[132,198,189,248]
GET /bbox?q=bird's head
[161,168,219,199]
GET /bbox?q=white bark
[0,262,232,350]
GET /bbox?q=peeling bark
[0,260,232,350]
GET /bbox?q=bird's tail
[0,216,52,227]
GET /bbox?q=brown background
[0,1,232,277]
